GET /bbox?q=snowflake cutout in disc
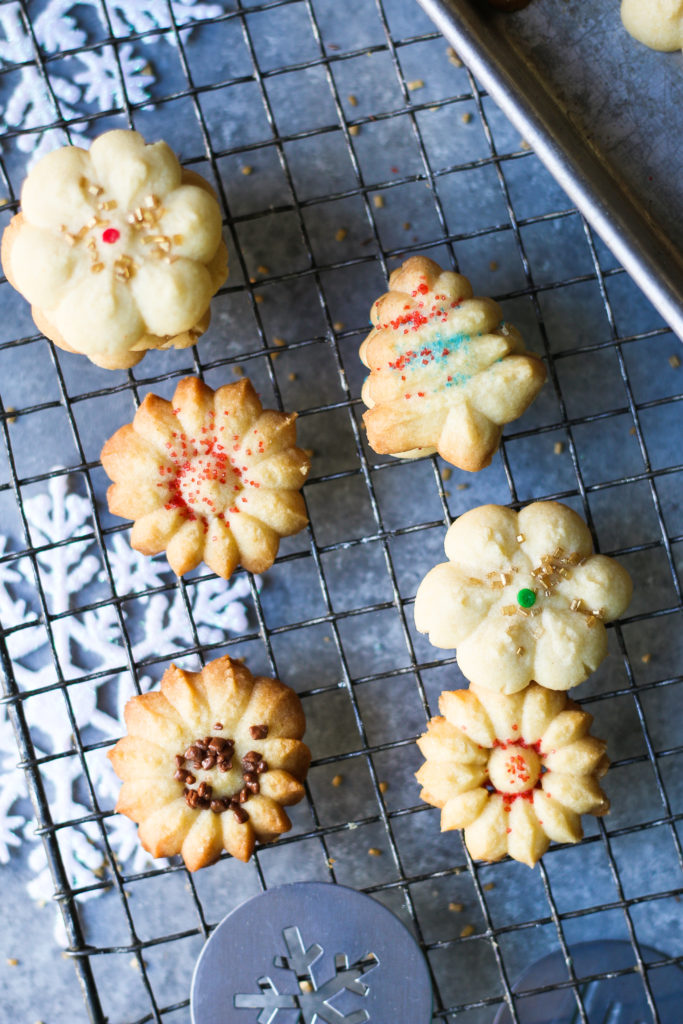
[0,472,253,941]
[235,925,379,1024]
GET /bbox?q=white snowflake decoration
[0,473,254,941]
[0,0,223,168]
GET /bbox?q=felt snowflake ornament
[414,501,633,694]
[108,656,311,869]
[1,129,228,369]
[416,683,610,867]
[621,0,683,51]
[359,256,546,471]
[101,376,311,579]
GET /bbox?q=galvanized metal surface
[416,0,683,340]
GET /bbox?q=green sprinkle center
[517,588,536,608]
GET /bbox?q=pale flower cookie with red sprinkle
[108,655,311,869]
[359,255,546,471]
[416,683,610,867]
[1,129,228,369]
[100,376,311,578]
[415,501,633,694]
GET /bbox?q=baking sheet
[418,0,683,339]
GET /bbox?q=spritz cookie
[621,0,683,51]
[1,129,228,369]
[359,256,546,470]
[101,376,310,578]
[108,656,311,869]
[416,683,610,867]
[414,501,633,693]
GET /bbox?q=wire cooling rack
[0,1,682,1022]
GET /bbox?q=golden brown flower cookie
[416,683,610,867]
[414,501,633,693]
[101,376,311,578]
[359,256,546,470]
[1,129,228,369]
[108,656,311,870]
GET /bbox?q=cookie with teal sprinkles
[359,255,546,471]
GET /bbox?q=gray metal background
[0,1,681,1022]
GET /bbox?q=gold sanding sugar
[554,441,564,455]
[407,79,424,91]
[378,781,389,793]
[335,228,348,242]
[368,847,382,856]
[460,924,475,938]
[447,46,462,66]
[273,336,286,347]
[373,194,385,208]
[448,902,463,913]
[241,165,253,175]
[332,774,343,787]
[669,354,681,369]
[333,321,344,331]
[461,112,472,124]
[348,94,358,107]
[349,125,360,136]
[288,372,297,382]
[641,653,652,664]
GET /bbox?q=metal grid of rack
[0,1,681,1022]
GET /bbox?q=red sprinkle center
[102,227,120,244]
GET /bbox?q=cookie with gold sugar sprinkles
[1,128,228,369]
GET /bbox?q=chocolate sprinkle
[249,724,269,740]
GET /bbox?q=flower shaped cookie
[415,502,633,693]
[1,129,228,369]
[621,0,683,51]
[416,683,610,867]
[108,656,311,870]
[101,376,311,579]
[359,256,546,471]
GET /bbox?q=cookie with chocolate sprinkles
[108,655,310,870]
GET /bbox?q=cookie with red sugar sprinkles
[101,376,310,579]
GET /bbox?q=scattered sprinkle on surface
[456,482,469,491]
[373,194,385,208]
[461,112,472,124]
[348,94,358,107]
[288,372,297,381]
[241,165,253,175]
[629,425,637,435]
[489,260,499,271]
[368,847,382,856]
[483,882,495,891]
[669,354,681,369]
[641,652,652,664]
[445,490,451,498]
[254,294,263,303]
[6,406,17,423]
[333,321,345,331]
[403,221,411,230]
[379,781,389,793]
[408,79,424,90]
[273,336,286,347]
[448,902,463,913]
[349,125,360,136]
[335,228,348,241]
[460,924,475,938]
[554,441,564,455]
[447,46,462,66]
[232,365,244,376]
[0,198,9,207]
[299,980,313,993]
[442,467,452,481]
[7,958,18,966]
[520,139,531,150]
[327,857,336,867]
[332,774,343,787]
[257,265,269,275]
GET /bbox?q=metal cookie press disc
[190,881,433,1024]
[493,940,682,1024]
